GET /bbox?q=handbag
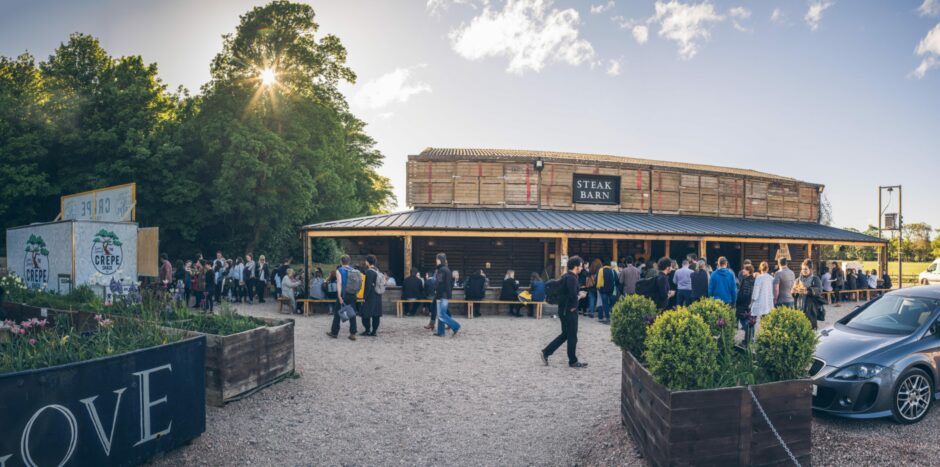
[338,304,356,322]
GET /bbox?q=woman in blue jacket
[527,272,546,317]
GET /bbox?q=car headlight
[831,363,886,380]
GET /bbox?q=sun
[260,68,276,86]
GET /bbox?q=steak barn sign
[572,174,620,205]
[0,336,205,467]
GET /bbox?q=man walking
[327,255,358,340]
[773,258,796,308]
[434,253,461,337]
[244,254,257,304]
[673,260,694,307]
[707,256,738,306]
[541,256,588,368]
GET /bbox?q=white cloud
[606,59,622,75]
[632,25,650,44]
[728,6,751,32]
[652,1,724,59]
[804,1,834,32]
[919,0,940,17]
[590,1,615,14]
[353,66,432,110]
[912,22,940,78]
[770,7,787,24]
[448,0,596,74]
[376,112,395,120]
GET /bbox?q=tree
[932,229,940,259]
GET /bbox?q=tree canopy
[0,1,393,262]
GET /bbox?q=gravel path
[154,304,624,466]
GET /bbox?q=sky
[1,0,938,233]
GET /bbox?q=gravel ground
[154,303,625,466]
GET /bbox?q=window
[845,295,940,335]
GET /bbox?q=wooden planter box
[0,335,206,466]
[176,317,295,407]
[621,351,812,466]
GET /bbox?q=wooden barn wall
[407,159,820,223]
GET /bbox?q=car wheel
[891,368,933,424]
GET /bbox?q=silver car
[811,286,940,424]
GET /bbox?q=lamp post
[878,185,902,288]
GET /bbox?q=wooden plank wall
[407,160,820,223]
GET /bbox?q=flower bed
[0,309,206,466]
[1,274,295,407]
[611,297,816,466]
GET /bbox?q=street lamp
[878,185,902,288]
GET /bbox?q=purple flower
[28,338,37,346]
[717,317,726,328]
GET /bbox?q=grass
[861,261,931,283]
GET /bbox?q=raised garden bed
[621,350,812,466]
[0,309,206,466]
[175,315,295,407]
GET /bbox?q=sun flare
[260,68,276,86]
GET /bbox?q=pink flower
[37,319,48,328]
[18,328,26,335]
[28,338,37,346]
[717,317,726,328]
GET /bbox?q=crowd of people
[157,251,301,311]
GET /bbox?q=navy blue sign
[572,174,620,205]
[0,336,206,466]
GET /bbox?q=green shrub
[610,294,658,358]
[644,307,719,390]
[755,307,818,381]
[687,298,737,359]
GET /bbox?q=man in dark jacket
[691,260,709,302]
[465,269,487,317]
[402,268,424,316]
[653,257,673,311]
[434,253,461,337]
[541,256,588,368]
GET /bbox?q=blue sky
[1,0,938,233]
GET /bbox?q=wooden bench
[297,298,362,316]
[394,299,545,319]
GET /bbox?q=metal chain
[747,385,801,467]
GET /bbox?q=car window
[845,295,940,334]
[928,263,938,273]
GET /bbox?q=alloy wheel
[896,374,932,421]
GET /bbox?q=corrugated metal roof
[415,148,809,184]
[302,209,884,243]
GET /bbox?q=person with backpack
[596,261,617,324]
[708,257,738,306]
[360,255,385,336]
[465,269,487,318]
[540,256,588,368]
[433,253,461,337]
[327,255,359,340]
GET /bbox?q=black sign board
[572,174,621,205]
[0,335,206,467]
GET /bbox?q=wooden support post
[643,240,652,260]
[303,233,310,302]
[699,239,707,259]
[559,236,568,275]
[876,246,883,277]
[807,243,813,266]
[664,240,671,259]
[404,235,413,278]
[544,241,550,274]
[612,239,618,264]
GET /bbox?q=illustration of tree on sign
[24,234,49,268]
[93,230,123,255]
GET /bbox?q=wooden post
[643,240,652,260]
[664,240,671,259]
[404,235,413,278]
[303,233,310,294]
[807,243,813,266]
[699,239,707,259]
[559,236,569,275]
[612,239,618,264]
